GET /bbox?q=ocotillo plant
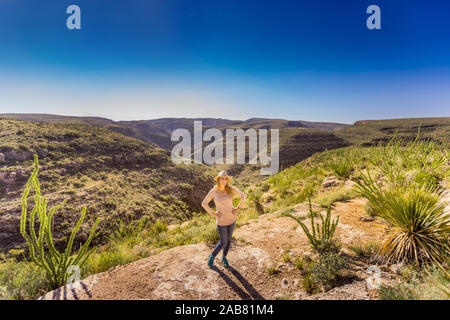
[20,154,100,289]
[284,198,340,254]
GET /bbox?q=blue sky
[0,0,449,123]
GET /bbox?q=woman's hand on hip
[214,210,221,217]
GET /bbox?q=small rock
[389,262,405,275]
[281,278,289,288]
[276,262,285,270]
[359,216,375,222]
[344,180,356,188]
[322,176,339,188]
[339,248,353,256]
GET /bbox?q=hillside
[335,117,450,146]
[0,113,349,149]
[3,114,449,183]
[0,117,217,253]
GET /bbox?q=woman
[201,170,247,268]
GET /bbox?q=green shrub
[0,253,49,300]
[294,257,305,270]
[309,253,347,291]
[281,251,291,263]
[301,273,318,294]
[349,242,379,258]
[82,242,151,275]
[109,216,150,245]
[266,266,279,275]
[313,187,358,208]
[379,264,450,300]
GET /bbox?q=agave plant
[355,171,449,268]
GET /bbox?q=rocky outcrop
[3,150,33,162]
[321,176,340,188]
[39,243,274,300]
[0,169,28,189]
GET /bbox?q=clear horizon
[1,1,450,123]
[3,112,450,126]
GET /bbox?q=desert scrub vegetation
[0,251,49,300]
[308,253,348,291]
[379,264,450,300]
[325,154,354,179]
[312,186,359,208]
[20,155,100,289]
[354,131,449,269]
[349,242,380,258]
[251,145,372,212]
[81,219,168,275]
[295,252,348,294]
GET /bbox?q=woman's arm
[231,186,247,213]
[202,188,218,217]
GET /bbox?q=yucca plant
[109,216,150,244]
[355,170,449,269]
[20,154,100,289]
[325,156,353,179]
[367,127,448,185]
[283,198,340,254]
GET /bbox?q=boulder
[359,215,375,222]
[321,176,339,188]
[4,150,33,161]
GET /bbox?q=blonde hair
[214,179,234,196]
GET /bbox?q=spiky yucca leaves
[367,127,448,185]
[109,216,150,245]
[20,154,100,289]
[284,198,340,254]
[355,171,449,268]
[325,157,353,179]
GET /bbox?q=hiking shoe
[222,256,230,268]
[208,254,215,268]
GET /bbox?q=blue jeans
[211,221,236,257]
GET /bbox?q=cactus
[20,154,100,289]
[284,198,339,254]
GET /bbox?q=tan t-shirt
[203,185,245,226]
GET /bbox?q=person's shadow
[210,265,265,300]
